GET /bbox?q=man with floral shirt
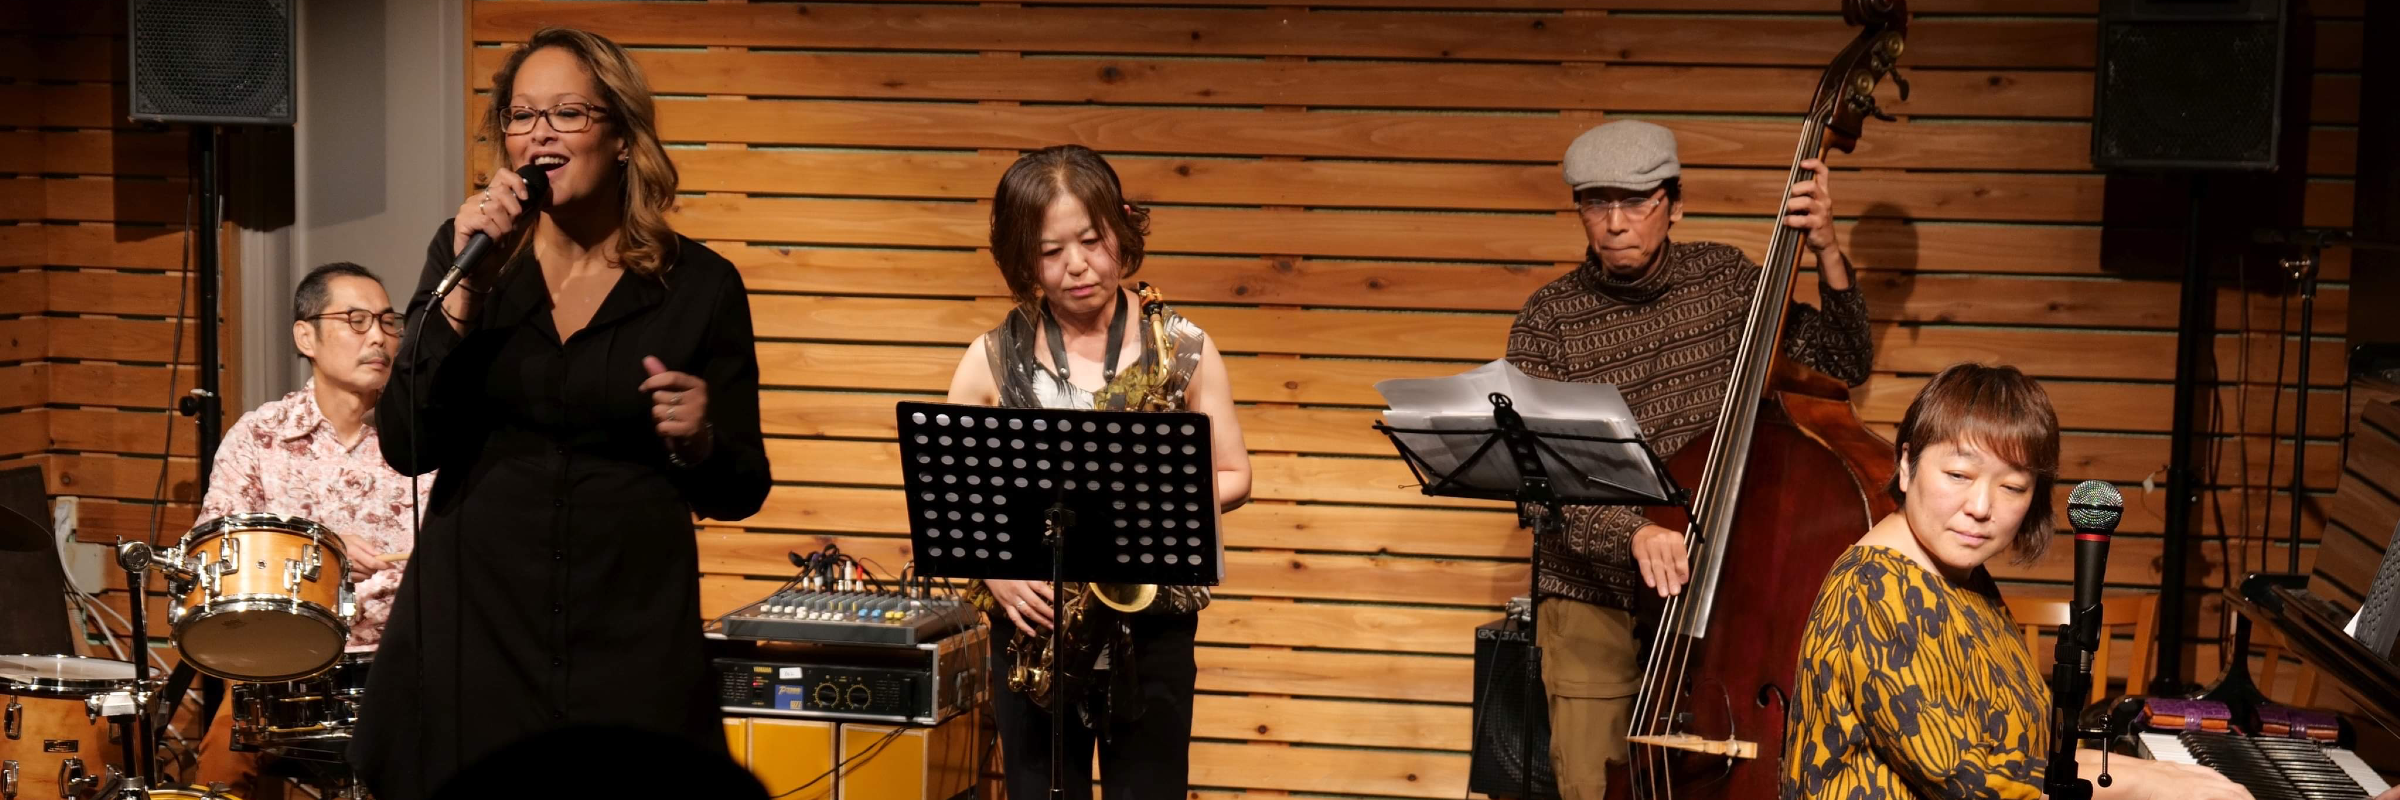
[191,262,431,795]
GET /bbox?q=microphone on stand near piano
[2041,480,2398,800]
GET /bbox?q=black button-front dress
[352,222,771,799]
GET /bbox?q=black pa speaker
[1470,618,1561,800]
[2092,0,2287,171]
[128,0,296,125]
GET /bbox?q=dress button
[552,550,564,561]
[551,604,563,614]
[551,657,564,668]
[552,499,564,509]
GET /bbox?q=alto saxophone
[1007,285,1175,712]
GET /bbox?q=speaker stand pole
[2281,238,2323,573]
[2152,176,2209,696]
[177,125,224,493]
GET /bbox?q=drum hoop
[0,654,143,698]
[179,513,346,555]
[172,597,350,682]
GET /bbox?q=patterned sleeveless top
[970,295,1214,615]
[1780,545,2051,800]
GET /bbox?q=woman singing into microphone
[944,145,1251,798]
[355,27,769,799]
[1779,363,2248,800]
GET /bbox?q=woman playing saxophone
[944,145,1251,799]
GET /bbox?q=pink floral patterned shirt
[198,380,430,651]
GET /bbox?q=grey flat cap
[1562,120,1679,193]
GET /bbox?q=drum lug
[303,542,323,582]
[166,602,186,625]
[217,536,240,575]
[4,697,16,739]
[338,580,358,623]
[57,758,87,798]
[2,758,14,800]
[283,559,301,594]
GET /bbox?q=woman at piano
[1777,363,2255,800]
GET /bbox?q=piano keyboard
[2138,732,2391,800]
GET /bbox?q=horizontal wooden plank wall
[461,2,2360,798]
[0,3,229,669]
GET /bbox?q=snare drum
[1,655,137,800]
[230,652,370,757]
[170,514,355,681]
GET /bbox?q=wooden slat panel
[744,295,2349,385]
[46,317,196,362]
[70,498,198,545]
[0,318,48,361]
[0,269,44,315]
[1196,646,1468,703]
[45,224,193,270]
[649,99,2094,171]
[0,177,39,220]
[1,453,197,503]
[1186,741,1464,798]
[700,526,1521,606]
[0,364,44,409]
[42,178,188,224]
[482,48,2089,119]
[690,196,2129,278]
[0,409,46,456]
[45,270,193,316]
[679,148,2111,222]
[477,3,2090,68]
[47,408,190,456]
[46,362,195,409]
[1193,695,1469,752]
[0,225,41,267]
[40,130,187,177]
[0,131,40,174]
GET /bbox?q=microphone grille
[2065,479,2123,533]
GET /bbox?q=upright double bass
[1612,3,1909,799]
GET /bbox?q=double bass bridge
[1625,734,1760,760]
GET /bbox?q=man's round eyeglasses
[502,103,609,135]
[1576,195,1667,220]
[310,310,405,336]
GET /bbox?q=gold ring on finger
[666,410,679,422]
[671,392,683,406]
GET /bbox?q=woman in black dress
[354,27,769,799]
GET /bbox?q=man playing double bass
[1503,119,1873,799]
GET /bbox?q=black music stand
[894,401,1220,800]
[1375,392,1686,800]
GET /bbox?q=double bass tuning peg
[1888,68,1911,102]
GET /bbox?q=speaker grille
[1470,620,1561,800]
[129,0,295,125]
[2093,20,2281,171]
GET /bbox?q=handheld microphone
[2065,479,2123,650]
[431,163,551,301]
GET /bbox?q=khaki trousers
[1536,598,1641,800]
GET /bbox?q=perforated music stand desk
[894,401,1219,799]
[1374,391,1685,800]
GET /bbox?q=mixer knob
[813,683,840,709]
[846,684,872,709]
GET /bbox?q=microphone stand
[2044,603,2141,799]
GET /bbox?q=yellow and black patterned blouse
[1780,546,2051,800]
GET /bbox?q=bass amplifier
[1471,617,1561,800]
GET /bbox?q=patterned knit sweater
[1505,240,1873,611]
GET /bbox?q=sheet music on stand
[1371,360,1684,800]
[1375,360,1677,506]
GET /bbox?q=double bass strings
[1626,114,1832,800]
